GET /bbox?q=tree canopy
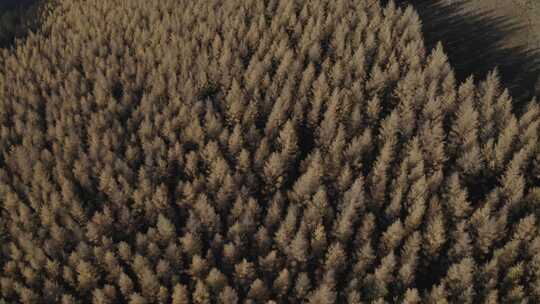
[1,0,540,303]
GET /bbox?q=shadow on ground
[0,0,44,48]
[0,0,39,10]
[394,0,540,108]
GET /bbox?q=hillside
[396,0,540,104]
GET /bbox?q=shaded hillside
[0,0,45,48]
[395,0,540,107]
[0,0,39,10]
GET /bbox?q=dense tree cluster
[1,0,540,303]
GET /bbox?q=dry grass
[462,0,540,50]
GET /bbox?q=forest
[1,0,540,303]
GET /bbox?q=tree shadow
[394,0,540,108]
[0,0,39,10]
[0,0,44,48]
